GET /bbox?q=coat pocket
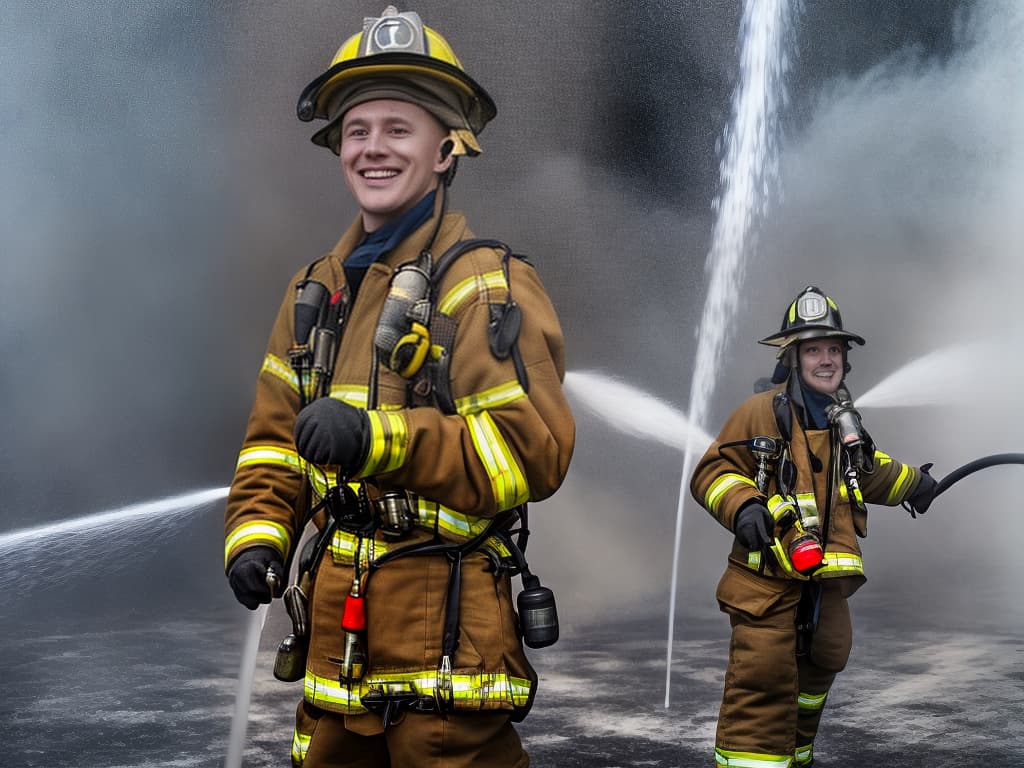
[715,561,799,619]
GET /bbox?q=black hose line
[935,453,1024,497]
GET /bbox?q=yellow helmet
[296,6,496,155]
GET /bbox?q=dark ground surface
[1,604,1021,767]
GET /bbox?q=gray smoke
[2,0,1017,638]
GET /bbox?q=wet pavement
[1,603,1021,767]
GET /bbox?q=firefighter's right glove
[227,546,284,610]
[293,397,371,472]
[734,502,774,550]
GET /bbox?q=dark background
[2,0,1021,764]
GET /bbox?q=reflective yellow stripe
[744,550,863,581]
[715,748,793,767]
[361,411,409,476]
[236,445,303,473]
[706,474,758,513]
[438,269,507,316]
[291,731,311,765]
[465,411,529,509]
[303,668,533,714]
[838,480,863,504]
[767,493,798,522]
[886,463,914,504]
[328,385,369,408]
[798,691,827,710]
[328,527,506,564]
[414,497,492,539]
[795,493,817,517]
[454,380,527,415]
[815,552,863,577]
[794,743,814,766]
[874,450,892,467]
[261,353,299,392]
[224,520,291,566]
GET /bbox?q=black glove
[227,546,284,610]
[734,502,774,550]
[906,463,938,517]
[293,397,370,471]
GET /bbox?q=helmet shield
[297,7,495,155]
[759,286,866,353]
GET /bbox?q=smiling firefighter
[690,286,937,768]
[223,7,575,767]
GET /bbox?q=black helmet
[759,286,865,356]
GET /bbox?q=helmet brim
[758,327,866,348]
[297,52,496,133]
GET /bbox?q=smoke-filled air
[1,1,1021,766]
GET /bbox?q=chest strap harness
[276,237,555,725]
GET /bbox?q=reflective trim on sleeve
[261,353,299,392]
[360,411,409,476]
[874,450,892,467]
[454,380,527,415]
[885,463,914,504]
[438,269,508,316]
[303,667,533,715]
[236,445,303,473]
[224,520,291,567]
[798,691,827,711]
[465,411,530,510]
[715,747,793,767]
[706,474,758,514]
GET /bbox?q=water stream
[225,602,271,768]
[564,370,713,452]
[855,341,994,409]
[665,0,797,706]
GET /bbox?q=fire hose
[934,453,1024,497]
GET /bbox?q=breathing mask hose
[934,453,1024,497]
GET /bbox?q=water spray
[665,0,797,708]
[224,568,280,768]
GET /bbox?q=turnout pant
[714,568,853,767]
[292,700,529,768]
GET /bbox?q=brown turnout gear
[224,197,575,744]
[691,386,927,765]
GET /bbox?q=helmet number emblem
[796,293,827,321]
[369,17,422,54]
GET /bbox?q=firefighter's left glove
[734,502,774,550]
[906,463,938,517]
[227,546,284,610]
[293,397,370,473]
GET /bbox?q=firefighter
[690,286,937,768]
[223,7,575,767]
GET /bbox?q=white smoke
[733,0,1024,628]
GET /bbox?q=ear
[434,139,455,174]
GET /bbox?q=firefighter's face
[339,100,453,232]
[798,338,844,396]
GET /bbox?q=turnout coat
[691,386,927,606]
[224,203,575,725]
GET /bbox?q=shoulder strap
[423,238,530,413]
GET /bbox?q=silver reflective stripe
[715,748,793,767]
